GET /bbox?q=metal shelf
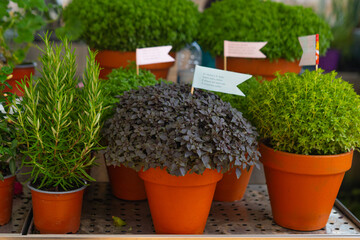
[25,183,360,236]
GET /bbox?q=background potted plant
[8,34,104,234]
[245,70,360,231]
[0,66,17,225]
[0,0,49,96]
[101,66,159,201]
[103,83,260,234]
[59,0,199,79]
[198,0,333,80]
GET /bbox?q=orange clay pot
[138,167,223,234]
[107,164,146,201]
[0,175,15,225]
[216,57,301,80]
[260,143,353,231]
[213,166,253,202]
[28,182,87,234]
[95,50,175,79]
[4,63,35,97]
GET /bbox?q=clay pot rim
[14,62,37,69]
[260,142,353,158]
[27,180,87,195]
[1,174,15,180]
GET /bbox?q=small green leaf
[112,216,126,227]
[9,160,16,175]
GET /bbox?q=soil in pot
[95,50,175,80]
[138,167,223,234]
[216,57,301,80]
[213,166,253,202]
[107,164,146,201]
[260,143,353,231]
[28,180,87,234]
[3,62,35,97]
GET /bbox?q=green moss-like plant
[8,34,104,190]
[198,0,333,61]
[101,67,160,121]
[60,0,199,51]
[247,70,360,155]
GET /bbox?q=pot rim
[259,142,353,175]
[1,174,15,180]
[14,62,37,69]
[260,142,353,157]
[27,180,87,195]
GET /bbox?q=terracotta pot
[28,182,87,234]
[216,57,301,80]
[4,63,35,97]
[107,164,146,201]
[95,50,175,80]
[0,175,15,225]
[260,143,353,231]
[213,166,253,202]
[138,167,223,234]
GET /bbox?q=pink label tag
[224,40,267,58]
[298,34,317,66]
[136,46,175,65]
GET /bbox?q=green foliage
[198,0,333,61]
[101,67,160,121]
[0,66,17,179]
[0,0,49,67]
[61,0,199,51]
[215,77,261,120]
[247,70,360,155]
[8,34,105,190]
[103,83,260,177]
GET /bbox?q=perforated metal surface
[0,190,31,235]
[28,183,360,235]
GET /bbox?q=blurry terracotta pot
[139,167,223,234]
[4,63,35,97]
[0,175,15,225]
[260,143,353,231]
[213,166,253,202]
[107,164,146,201]
[95,50,175,79]
[28,182,87,234]
[216,57,301,80]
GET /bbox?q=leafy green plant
[198,0,333,61]
[8,34,104,190]
[60,0,199,51]
[101,67,160,122]
[0,66,17,179]
[0,0,49,67]
[247,70,360,155]
[103,83,260,177]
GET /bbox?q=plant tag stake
[191,65,251,95]
[298,34,319,70]
[223,40,267,71]
[136,45,175,75]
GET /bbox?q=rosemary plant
[8,34,104,190]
